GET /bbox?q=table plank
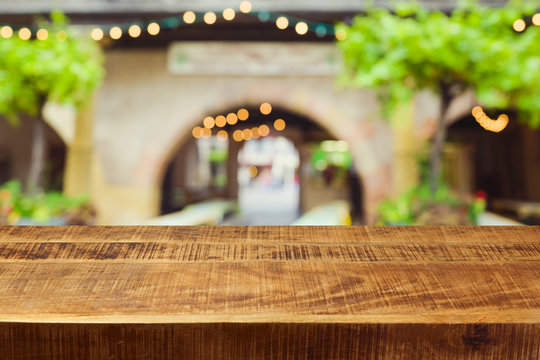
[0,226,539,359]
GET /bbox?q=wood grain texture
[0,226,539,359]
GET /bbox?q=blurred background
[1,0,539,226]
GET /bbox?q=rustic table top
[0,225,539,325]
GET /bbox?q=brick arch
[147,89,392,224]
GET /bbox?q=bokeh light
[183,11,196,24]
[129,25,142,38]
[147,22,160,35]
[274,119,286,131]
[223,8,236,21]
[258,124,270,137]
[295,22,308,35]
[260,102,272,115]
[91,28,104,41]
[192,127,204,138]
[215,115,227,127]
[18,27,31,40]
[233,129,244,142]
[242,129,253,141]
[226,113,238,125]
[239,1,252,13]
[203,116,215,129]
[513,19,526,32]
[109,26,122,39]
[36,29,48,40]
[251,127,260,139]
[204,12,217,25]
[237,108,249,120]
[202,128,212,138]
[533,13,540,26]
[217,130,228,141]
[276,17,289,30]
[0,26,13,39]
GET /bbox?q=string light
[533,13,540,26]
[36,29,48,40]
[91,28,104,41]
[217,130,228,141]
[215,115,227,127]
[472,106,509,133]
[203,116,215,129]
[233,129,244,142]
[237,108,249,120]
[242,129,253,140]
[192,127,204,138]
[226,113,238,125]
[0,25,13,38]
[18,27,31,40]
[239,1,252,13]
[223,8,236,21]
[258,124,270,137]
[109,26,122,39]
[183,11,196,24]
[204,12,217,25]
[129,25,142,38]
[274,119,286,131]
[513,19,526,32]
[260,102,272,115]
[276,17,289,30]
[147,22,160,35]
[295,22,308,35]
[251,127,260,139]
[202,128,212,138]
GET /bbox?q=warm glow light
[202,128,212,138]
[56,30,67,41]
[260,102,272,115]
[258,124,270,137]
[239,1,252,13]
[192,126,204,138]
[217,130,228,141]
[183,11,196,24]
[237,108,249,120]
[0,26,13,39]
[276,17,289,30]
[109,26,122,39]
[223,8,236,21]
[274,119,286,131]
[248,165,258,178]
[129,25,142,38]
[215,115,227,127]
[226,113,238,125]
[91,28,104,41]
[36,29,48,40]
[147,22,160,35]
[242,129,253,141]
[472,106,509,133]
[335,28,347,40]
[18,27,31,40]
[251,127,260,139]
[533,13,540,26]
[233,129,244,142]
[203,116,215,129]
[295,22,308,35]
[513,19,526,32]
[204,12,217,25]
[471,106,483,118]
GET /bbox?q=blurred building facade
[3,0,538,225]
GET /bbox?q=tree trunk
[429,83,452,193]
[27,107,47,194]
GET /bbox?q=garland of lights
[472,106,509,133]
[192,103,287,142]
[0,1,347,41]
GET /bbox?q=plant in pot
[337,1,540,223]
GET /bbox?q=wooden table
[0,226,539,359]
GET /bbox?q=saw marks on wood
[0,226,539,359]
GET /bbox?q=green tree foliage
[337,1,540,191]
[0,12,104,191]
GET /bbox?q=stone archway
[93,48,395,224]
